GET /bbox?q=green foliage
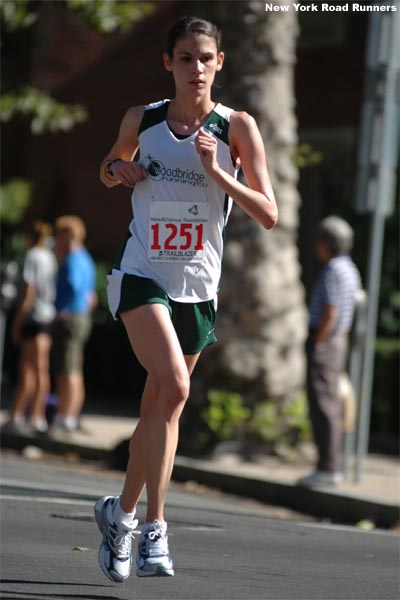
[371,337,399,435]
[0,0,37,31]
[380,291,400,336]
[0,179,32,225]
[293,143,323,168]
[2,0,153,34]
[1,1,153,133]
[201,389,251,442]
[250,394,311,448]
[1,231,27,268]
[67,0,154,32]
[199,390,311,456]
[1,87,88,135]
[375,336,400,357]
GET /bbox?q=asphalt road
[1,453,399,600]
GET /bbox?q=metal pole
[344,290,368,480]
[355,6,399,482]
[355,210,386,482]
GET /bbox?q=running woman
[95,15,278,582]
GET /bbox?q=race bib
[148,201,209,263]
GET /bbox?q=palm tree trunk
[180,1,308,450]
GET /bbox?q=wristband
[102,164,116,183]
[105,158,122,177]
[102,161,120,185]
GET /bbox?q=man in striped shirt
[299,216,361,487]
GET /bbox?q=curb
[173,458,400,528]
[1,431,110,462]
[2,432,399,528]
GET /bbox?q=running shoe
[297,470,344,487]
[94,496,138,583]
[30,417,48,433]
[2,416,30,435]
[136,520,174,577]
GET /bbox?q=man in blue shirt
[299,216,361,487]
[51,215,97,433]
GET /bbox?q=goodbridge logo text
[144,155,208,188]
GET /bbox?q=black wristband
[105,158,121,177]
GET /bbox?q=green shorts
[52,313,92,375]
[107,270,217,355]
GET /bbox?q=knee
[164,373,190,412]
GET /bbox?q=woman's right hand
[110,159,147,188]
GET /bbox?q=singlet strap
[138,101,169,135]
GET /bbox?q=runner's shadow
[0,579,121,600]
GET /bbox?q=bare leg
[30,333,52,420]
[56,372,85,419]
[119,304,200,522]
[11,339,36,419]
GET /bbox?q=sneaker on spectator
[30,417,48,434]
[297,470,344,487]
[2,416,30,436]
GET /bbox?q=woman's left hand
[195,128,219,175]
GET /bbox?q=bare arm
[195,111,278,230]
[314,304,338,344]
[100,106,147,188]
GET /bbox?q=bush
[248,393,311,459]
[201,389,251,444]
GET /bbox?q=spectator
[299,216,362,487]
[50,215,97,434]
[5,221,57,434]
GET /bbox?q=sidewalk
[1,410,399,529]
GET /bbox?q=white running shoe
[30,417,48,433]
[136,520,174,577]
[297,470,344,487]
[2,416,29,435]
[94,496,138,583]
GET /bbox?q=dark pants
[306,332,348,473]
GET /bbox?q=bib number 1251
[148,201,209,262]
[150,222,204,251]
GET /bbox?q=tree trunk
[179,1,308,451]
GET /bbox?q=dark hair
[165,16,222,58]
[26,220,53,246]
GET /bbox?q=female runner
[95,15,278,583]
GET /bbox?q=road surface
[1,452,399,599]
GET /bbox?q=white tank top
[116,99,238,302]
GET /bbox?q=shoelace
[142,523,168,556]
[109,519,138,558]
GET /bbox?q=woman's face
[163,33,224,98]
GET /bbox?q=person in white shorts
[95,15,278,583]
